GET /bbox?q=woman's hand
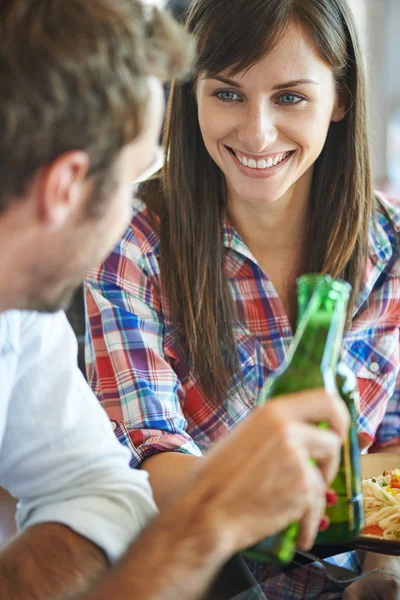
[187,388,349,554]
[342,572,400,600]
[342,552,400,600]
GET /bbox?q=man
[0,1,349,599]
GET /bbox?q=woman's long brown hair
[141,0,374,404]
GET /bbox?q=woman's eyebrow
[271,78,318,90]
[210,75,243,88]
[208,75,318,90]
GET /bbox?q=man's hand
[87,387,349,600]
[193,388,349,553]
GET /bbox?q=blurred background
[348,0,400,196]
[147,0,400,197]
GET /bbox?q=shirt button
[370,361,379,373]
[112,421,118,431]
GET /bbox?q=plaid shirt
[85,192,400,599]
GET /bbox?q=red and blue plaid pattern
[85,193,399,598]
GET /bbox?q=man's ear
[38,151,91,227]
[331,84,349,123]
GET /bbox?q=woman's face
[196,23,345,209]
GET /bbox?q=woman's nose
[237,104,278,153]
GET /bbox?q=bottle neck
[322,300,347,371]
[287,282,348,386]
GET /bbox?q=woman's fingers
[357,432,373,452]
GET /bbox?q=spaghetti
[362,469,400,540]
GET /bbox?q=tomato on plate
[363,524,384,536]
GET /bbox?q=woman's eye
[215,90,241,102]
[278,93,303,105]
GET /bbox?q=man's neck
[0,219,31,313]
[0,266,26,313]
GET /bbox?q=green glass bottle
[297,276,364,545]
[240,274,352,565]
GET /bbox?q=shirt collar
[223,204,395,262]
[223,219,259,265]
[223,200,397,318]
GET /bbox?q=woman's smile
[223,144,295,179]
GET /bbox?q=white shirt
[0,310,157,562]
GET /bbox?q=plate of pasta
[356,453,400,555]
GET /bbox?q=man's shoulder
[0,309,21,326]
[0,310,73,352]
[0,310,22,354]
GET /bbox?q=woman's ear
[331,84,349,123]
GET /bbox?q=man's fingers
[297,505,324,551]
[297,468,326,550]
[288,423,342,485]
[272,389,350,441]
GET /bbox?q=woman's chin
[228,189,285,207]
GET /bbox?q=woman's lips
[226,146,294,179]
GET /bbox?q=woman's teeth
[234,151,291,170]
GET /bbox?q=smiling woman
[85,1,400,599]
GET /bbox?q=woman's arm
[85,222,203,472]
[142,453,200,509]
